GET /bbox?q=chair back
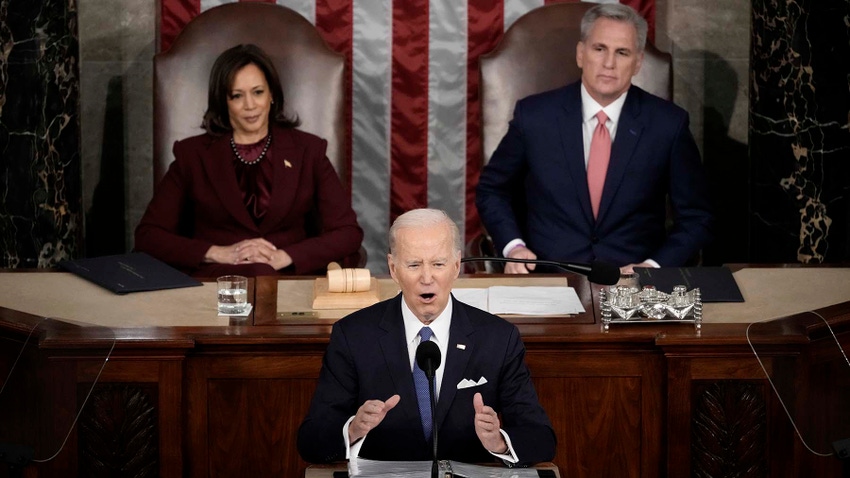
[153,3,345,183]
[480,2,672,164]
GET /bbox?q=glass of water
[217,275,248,315]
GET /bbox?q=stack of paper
[451,286,584,315]
[348,458,542,477]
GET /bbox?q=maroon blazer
[134,126,363,276]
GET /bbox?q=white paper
[451,461,541,477]
[451,288,489,311]
[348,458,542,477]
[451,286,584,315]
[348,458,430,477]
[487,286,584,315]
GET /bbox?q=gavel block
[312,267,381,310]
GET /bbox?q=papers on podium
[451,286,585,315]
[349,458,543,477]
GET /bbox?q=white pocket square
[456,376,488,389]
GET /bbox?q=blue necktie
[413,327,435,441]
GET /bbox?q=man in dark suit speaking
[476,3,713,274]
[297,209,555,466]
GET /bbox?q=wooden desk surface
[260,274,594,325]
[1,268,849,332]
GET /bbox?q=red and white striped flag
[159,0,654,271]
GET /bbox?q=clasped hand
[204,238,293,270]
[348,392,508,454]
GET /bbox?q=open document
[451,286,584,315]
[349,458,545,477]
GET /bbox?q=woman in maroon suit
[135,44,363,277]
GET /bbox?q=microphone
[461,256,621,285]
[415,340,441,478]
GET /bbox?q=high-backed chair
[468,2,672,269]
[153,2,345,183]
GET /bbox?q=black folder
[59,252,202,294]
[634,266,744,302]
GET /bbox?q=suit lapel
[556,85,595,225]
[435,297,475,429]
[599,86,644,222]
[259,127,303,234]
[378,295,420,425]
[202,135,258,231]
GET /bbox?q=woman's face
[227,63,272,142]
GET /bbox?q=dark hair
[202,44,299,135]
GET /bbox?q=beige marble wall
[78,0,155,252]
[76,0,752,253]
[656,0,751,151]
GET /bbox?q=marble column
[0,0,82,268]
[750,0,850,263]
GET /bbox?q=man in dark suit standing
[476,3,713,274]
[297,208,555,466]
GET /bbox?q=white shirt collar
[401,295,452,351]
[580,83,629,126]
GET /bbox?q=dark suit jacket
[476,82,713,267]
[297,295,556,466]
[134,126,363,276]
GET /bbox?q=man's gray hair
[389,208,462,257]
[580,3,648,52]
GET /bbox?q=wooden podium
[304,462,561,477]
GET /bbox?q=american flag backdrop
[159,0,655,272]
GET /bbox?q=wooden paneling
[186,353,324,478]
[206,378,316,478]
[536,377,643,477]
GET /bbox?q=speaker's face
[227,63,272,143]
[388,223,461,325]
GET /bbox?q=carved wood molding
[692,381,768,478]
[78,384,159,478]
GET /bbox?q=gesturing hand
[473,392,508,454]
[348,394,401,444]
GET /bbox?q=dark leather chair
[153,2,365,267]
[468,2,672,270]
[153,2,345,183]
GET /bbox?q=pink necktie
[587,111,611,219]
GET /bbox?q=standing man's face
[388,223,460,325]
[576,17,644,106]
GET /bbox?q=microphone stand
[427,370,438,478]
[461,256,621,285]
[462,256,568,270]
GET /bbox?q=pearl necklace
[231,134,272,165]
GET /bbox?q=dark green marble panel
[750,0,850,263]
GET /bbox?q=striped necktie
[413,326,435,441]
